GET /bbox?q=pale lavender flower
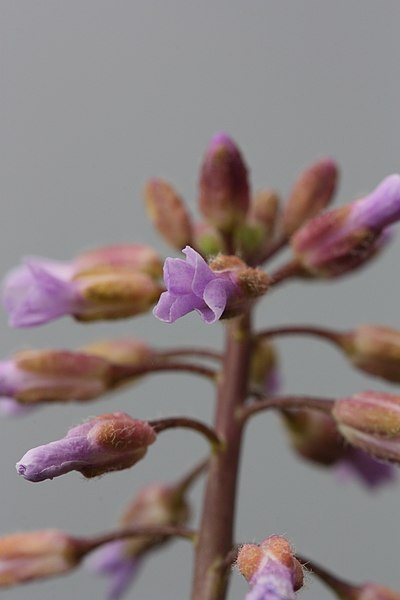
[246,560,296,600]
[86,541,141,600]
[2,245,163,327]
[0,397,36,417]
[16,412,156,482]
[153,246,239,324]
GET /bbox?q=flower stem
[269,259,303,287]
[156,348,222,362]
[110,361,217,385]
[150,417,222,451]
[297,555,358,599]
[191,313,252,600]
[257,324,346,346]
[238,394,335,422]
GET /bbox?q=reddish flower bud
[144,179,193,250]
[354,583,400,600]
[250,339,278,394]
[81,338,153,366]
[291,175,400,278]
[283,158,338,237]
[237,535,303,599]
[198,132,250,232]
[338,325,400,383]
[0,530,82,587]
[16,412,156,482]
[333,392,400,463]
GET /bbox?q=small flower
[0,530,82,587]
[353,583,400,600]
[86,483,189,600]
[153,246,268,324]
[333,391,400,463]
[335,447,396,489]
[291,174,400,278]
[3,245,163,327]
[237,535,303,600]
[198,132,250,232]
[16,412,156,482]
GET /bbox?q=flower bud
[281,409,345,466]
[16,412,156,482]
[250,338,279,394]
[0,530,82,587]
[353,583,400,600]
[153,246,268,324]
[237,535,303,598]
[291,175,400,278]
[0,349,111,406]
[3,244,164,327]
[338,325,400,383]
[283,158,338,237]
[192,221,225,257]
[81,338,153,366]
[333,391,400,463]
[198,132,250,232]
[144,179,193,250]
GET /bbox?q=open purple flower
[335,448,397,489]
[153,246,239,324]
[16,412,156,482]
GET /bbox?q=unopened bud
[144,179,193,250]
[333,391,400,463]
[338,325,400,383]
[198,132,250,232]
[235,189,281,261]
[16,412,156,482]
[354,583,400,600]
[237,535,303,596]
[0,349,111,406]
[282,409,344,466]
[0,530,82,587]
[81,338,153,366]
[250,338,278,394]
[291,175,400,278]
[283,159,338,237]
[192,221,225,257]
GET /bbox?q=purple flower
[335,447,397,489]
[16,412,156,482]
[86,541,141,600]
[153,246,239,324]
[292,174,400,278]
[2,245,163,327]
[246,560,297,600]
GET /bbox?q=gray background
[1,2,400,598]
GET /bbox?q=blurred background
[1,2,400,598]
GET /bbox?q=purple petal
[163,257,194,294]
[351,175,400,230]
[335,447,397,489]
[247,560,296,600]
[153,291,202,323]
[200,279,232,323]
[182,246,214,296]
[86,541,141,600]
[3,258,77,327]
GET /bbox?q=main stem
[191,313,252,600]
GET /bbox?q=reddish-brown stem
[156,348,222,362]
[150,417,222,450]
[78,525,196,557]
[297,555,358,599]
[269,259,303,287]
[191,313,252,600]
[110,361,216,384]
[238,394,335,422]
[257,324,348,346]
